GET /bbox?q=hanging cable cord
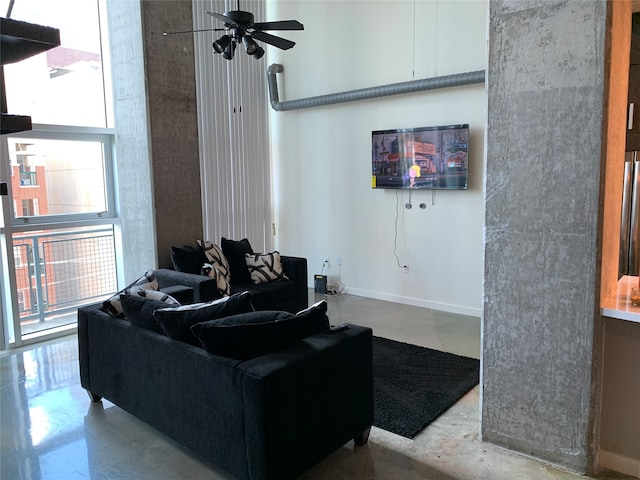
[391,0,416,270]
[393,189,404,268]
[396,0,415,270]
[412,0,416,80]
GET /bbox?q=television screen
[371,124,469,190]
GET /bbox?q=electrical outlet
[324,256,330,267]
[336,256,342,266]
[402,265,409,273]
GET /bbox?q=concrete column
[482,0,607,473]
[141,0,202,268]
[107,0,157,280]
[108,0,203,279]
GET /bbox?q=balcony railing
[13,227,117,333]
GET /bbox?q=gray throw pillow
[191,301,329,360]
[121,294,179,334]
[153,291,253,346]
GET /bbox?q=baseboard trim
[599,449,640,478]
[343,286,481,318]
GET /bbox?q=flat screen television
[371,123,469,190]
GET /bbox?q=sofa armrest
[238,325,373,480]
[155,268,220,303]
[279,256,308,311]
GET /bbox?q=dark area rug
[373,336,480,439]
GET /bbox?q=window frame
[0,124,119,349]
[5,124,117,230]
[0,0,118,350]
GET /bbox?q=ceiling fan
[164,1,304,61]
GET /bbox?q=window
[1,0,112,128]
[0,0,117,348]
[2,129,117,344]
[6,132,115,224]
[22,199,35,216]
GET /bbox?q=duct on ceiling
[267,63,486,112]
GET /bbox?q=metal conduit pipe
[267,63,485,112]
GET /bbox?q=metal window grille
[13,227,117,328]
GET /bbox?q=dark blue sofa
[77,303,373,480]
[155,255,308,313]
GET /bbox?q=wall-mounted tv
[372,124,469,190]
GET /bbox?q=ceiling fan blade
[163,27,225,36]
[206,11,239,27]
[252,30,296,50]
[253,20,304,31]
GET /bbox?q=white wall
[269,0,487,316]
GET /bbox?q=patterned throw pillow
[198,240,232,296]
[197,240,230,279]
[202,263,231,296]
[245,252,289,284]
[127,288,180,305]
[101,269,159,318]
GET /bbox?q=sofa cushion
[221,238,253,285]
[209,309,294,326]
[121,294,179,334]
[153,291,254,346]
[170,245,207,275]
[230,279,295,310]
[101,269,158,318]
[191,300,330,360]
[245,251,289,284]
[158,284,194,305]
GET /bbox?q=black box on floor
[314,274,327,293]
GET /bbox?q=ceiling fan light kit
[164,2,303,61]
[242,35,260,56]
[206,0,303,61]
[212,34,231,54]
[207,9,303,61]
[252,46,265,60]
[221,41,236,60]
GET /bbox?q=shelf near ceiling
[1,17,61,135]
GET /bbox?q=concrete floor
[0,291,633,480]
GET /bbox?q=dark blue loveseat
[155,255,308,313]
[77,303,373,480]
